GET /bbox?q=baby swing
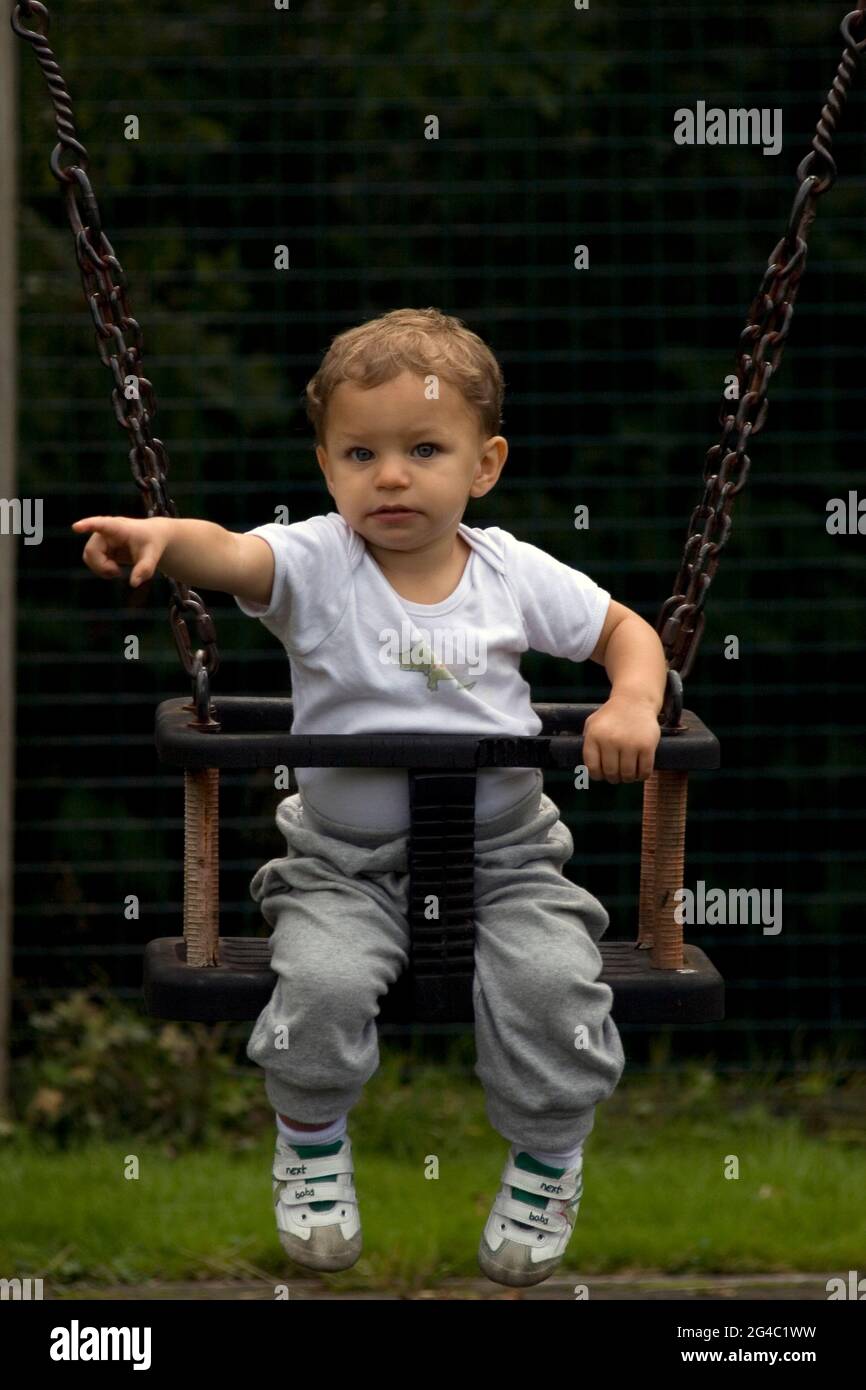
[13,1,866,1026]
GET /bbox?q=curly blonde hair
[304,307,505,446]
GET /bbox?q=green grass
[2,1048,864,1293]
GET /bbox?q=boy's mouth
[370,506,418,516]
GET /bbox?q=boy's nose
[373,457,412,481]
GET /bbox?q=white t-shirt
[234,512,610,831]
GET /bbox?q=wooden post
[0,25,19,1119]
[650,770,688,968]
[638,770,659,947]
[184,769,220,966]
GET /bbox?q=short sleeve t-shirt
[234,512,610,831]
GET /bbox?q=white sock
[276,1112,347,1147]
[522,1140,584,1171]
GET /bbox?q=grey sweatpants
[245,775,626,1151]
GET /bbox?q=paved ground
[47,1273,835,1301]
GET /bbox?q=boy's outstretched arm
[582,599,667,784]
[71,515,276,608]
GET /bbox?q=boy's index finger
[71,516,116,532]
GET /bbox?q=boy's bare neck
[370,533,471,604]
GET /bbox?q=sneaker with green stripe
[272,1132,362,1272]
[478,1144,584,1287]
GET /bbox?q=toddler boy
[72,306,666,1288]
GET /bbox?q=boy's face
[315,371,507,556]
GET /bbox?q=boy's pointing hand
[581,693,662,783]
[71,515,170,588]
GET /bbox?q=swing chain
[655,6,866,707]
[11,0,221,728]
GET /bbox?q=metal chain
[11,0,220,728]
[656,7,866,722]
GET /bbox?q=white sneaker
[478,1144,584,1287]
[272,1132,362,1272]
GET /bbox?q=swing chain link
[655,7,866,724]
[11,0,221,728]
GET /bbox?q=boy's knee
[265,958,382,1025]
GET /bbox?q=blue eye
[346,443,440,461]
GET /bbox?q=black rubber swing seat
[143,696,724,1027]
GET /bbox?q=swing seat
[143,935,723,1026]
[142,697,724,1026]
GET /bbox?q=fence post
[0,23,20,1120]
